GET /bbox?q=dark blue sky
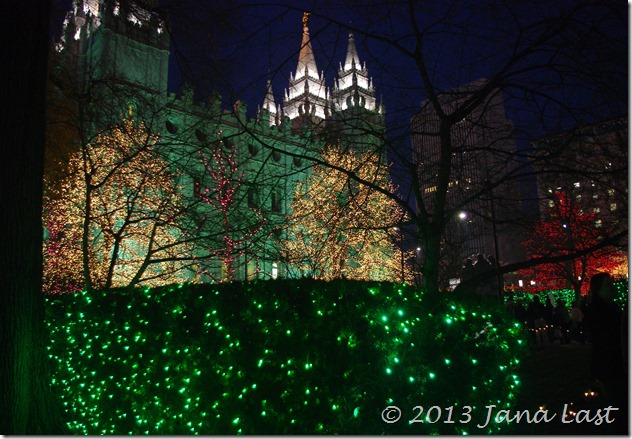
[165,0,626,142]
[51,0,627,211]
[51,0,627,144]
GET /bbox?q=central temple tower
[283,12,330,131]
[274,13,384,152]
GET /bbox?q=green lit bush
[509,279,628,309]
[46,279,527,434]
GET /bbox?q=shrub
[46,279,527,434]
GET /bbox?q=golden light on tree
[43,118,191,293]
[284,145,414,282]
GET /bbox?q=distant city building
[51,0,386,283]
[534,117,628,256]
[411,79,524,287]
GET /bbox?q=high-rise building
[411,79,523,287]
[50,0,386,284]
[534,118,628,257]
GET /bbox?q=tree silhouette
[0,0,67,433]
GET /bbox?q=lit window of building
[272,262,278,279]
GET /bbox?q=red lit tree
[193,136,265,282]
[519,191,626,297]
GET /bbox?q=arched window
[165,120,178,134]
[195,129,207,142]
[247,186,259,208]
[271,188,282,213]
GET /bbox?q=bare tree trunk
[422,232,442,294]
[81,167,94,291]
[0,0,67,433]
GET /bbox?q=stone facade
[52,0,385,282]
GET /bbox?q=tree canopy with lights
[43,118,191,293]
[518,191,626,296]
[284,145,413,282]
[191,138,266,282]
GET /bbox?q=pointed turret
[343,32,361,71]
[283,12,328,128]
[330,31,385,155]
[295,14,320,81]
[333,32,378,112]
[260,79,280,126]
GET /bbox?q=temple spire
[262,80,276,113]
[344,32,361,71]
[260,79,280,126]
[295,12,319,81]
[333,31,379,113]
[284,12,328,124]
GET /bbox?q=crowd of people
[461,253,500,297]
[460,259,626,426]
[506,272,627,424]
[505,293,587,345]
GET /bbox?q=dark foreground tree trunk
[0,0,67,433]
[422,232,442,294]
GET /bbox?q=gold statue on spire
[302,12,310,30]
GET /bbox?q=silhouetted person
[461,258,475,294]
[462,258,475,281]
[584,272,627,431]
[552,298,570,344]
[569,300,584,343]
[474,253,494,297]
[487,255,502,297]
[526,295,547,345]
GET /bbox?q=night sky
[50,0,627,211]
[162,0,627,217]
[164,0,627,137]
[50,0,627,147]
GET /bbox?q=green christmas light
[46,279,535,434]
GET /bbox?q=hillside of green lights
[45,279,527,434]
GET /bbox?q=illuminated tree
[43,117,192,293]
[285,145,413,282]
[519,191,627,296]
[193,137,266,282]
